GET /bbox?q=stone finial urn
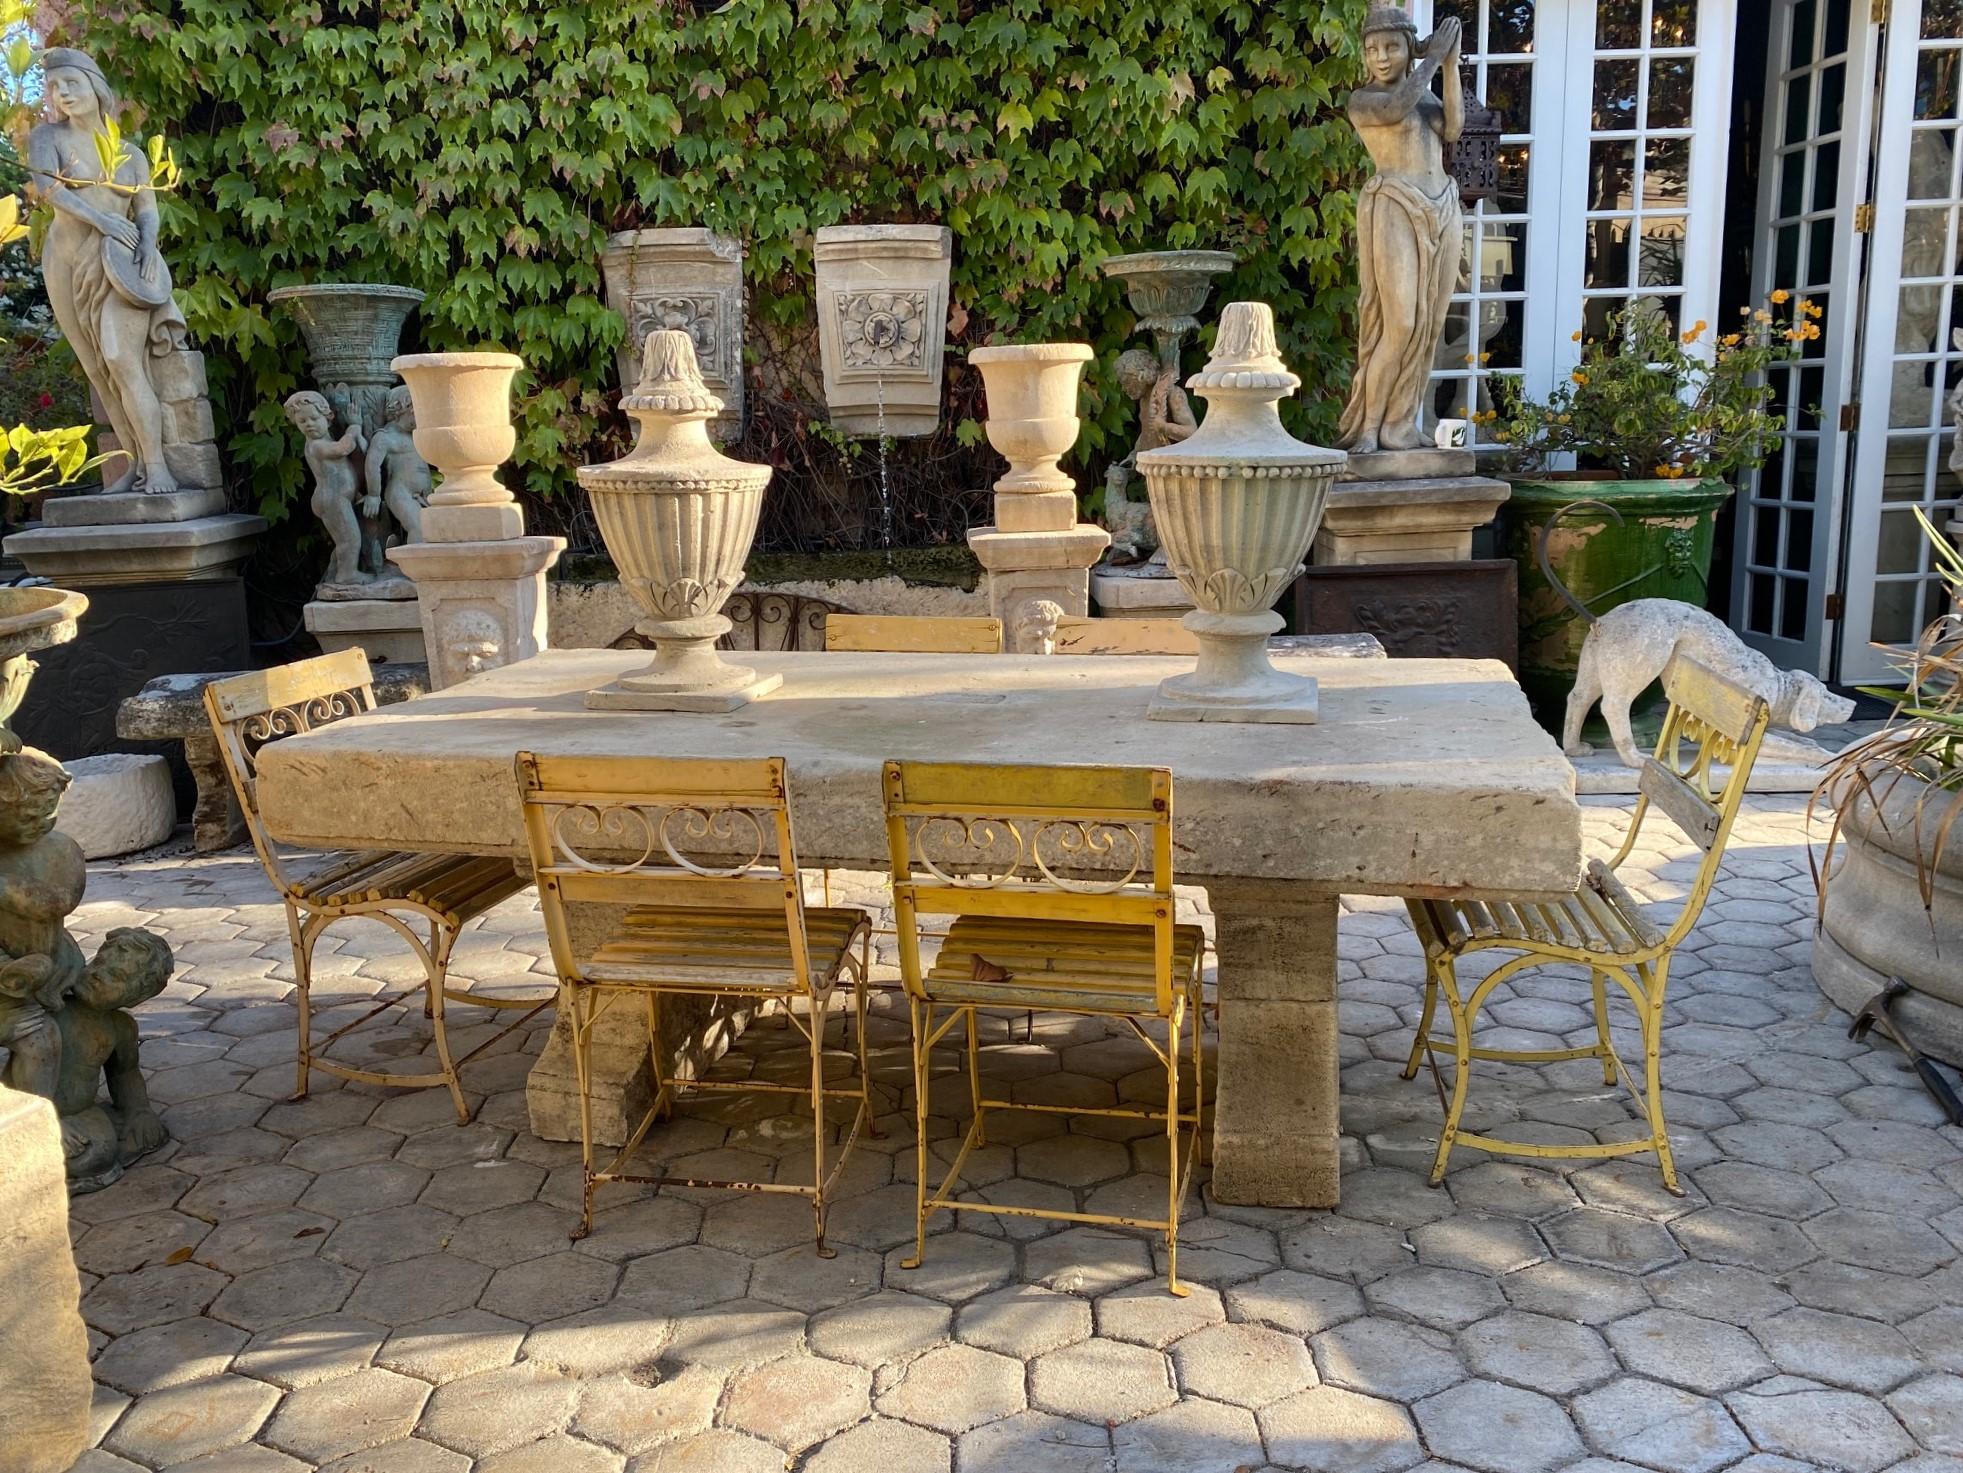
[1137,302,1346,723]
[579,330,780,712]
[392,351,525,542]
[970,344,1093,532]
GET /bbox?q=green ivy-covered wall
[80,0,1367,549]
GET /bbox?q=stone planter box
[813,225,953,437]
[1815,766,1963,1064]
[600,228,745,441]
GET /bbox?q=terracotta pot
[1815,766,1963,1063]
[391,352,523,508]
[970,343,1092,532]
[1137,302,1343,722]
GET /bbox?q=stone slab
[0,1085,94,1473]
[586,671,784,712]
[3,514,266,584]
[1148,678,1319,724]
[1339,447,1476,482]
[41,486,227,528]
[1091,568,1196,617]
[303,598,428,668]
[1315,475,1512,567]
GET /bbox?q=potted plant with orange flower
[1480,296,1810,726]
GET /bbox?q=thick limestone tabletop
[256,649,1582,899]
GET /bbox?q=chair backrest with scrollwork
[514,752,817,995]
[1605,654,1771,947]
[204,649,380,897]
[881,760,1179,1015]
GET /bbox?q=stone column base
[1204,881,1341,1207]
[3,514,267,584]
[388,536,564,689]
[0,1085,93,1473]
[1090,566,1197,619]
[968,523,1111,621]
[1314,475,1511,566]
[304,597,429,667]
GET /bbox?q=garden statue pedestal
[601,228,745,442]
[966,344,1110,623]
[814,225,953,437]
[302,587,427,666]
[0,1084,92,1473]
[386,353,563,690]
[1314,472,1511,565]
[1091,562,1198,619]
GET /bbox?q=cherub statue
[286,389,371,587]
[364,384,429,546]
[1104,348,1197,563]
[37,927,171,1192]
[0,751,85,1136]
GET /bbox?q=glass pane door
[1841,0,1963,680]
[1733,0,1874,675]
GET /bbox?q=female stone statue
[27,48,185,496]
[1337,9,1464,456]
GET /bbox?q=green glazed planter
[1497,476,1733,731]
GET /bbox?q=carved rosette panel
[1142,463,1333,616]
[833,289,930,376]
[628,292,733,388]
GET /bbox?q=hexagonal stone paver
[1317,1317,1466,1402]
[573,1368,724,1455]
[74,1210,210,1276]
[90,1314,247,1394]
[1672,1206,1818,1273]
[617,1245,752,1316]
[1645,1261,1795,1326]
[1224,1267,1363,1336]
[480,1250,620,1323]
[82,1261,228,1334]
[883,1230,1017,1303]
[1024,1225,1155,1296]
[445,1200,583,1268]
[474,1433,621,1473]
[196,1207,338,1275]
[956,1283,1092,1357]
[313,1248,485,1330]
[233,1312,388,1388]
[1889,1373,1963,1454]
[1171,1321,1317,1408]
[1015,1132,1133,1187]
[419,1159,546,1216]
[955,1411,1108,1473]
[1692,1161,1832,1219]
[1341,1167,1459,1228]
[570,1196,702,1264]
[320,1204,462,1271]
[1728,1379,1916,1472]
[1030,1337,1176,1425]
[1804,1206,1954,1276]
[1457,1310,1614,1396]
[1753,1306,1922,1393]
[723,1353,871,1451]
[659,1298,807,1370]
[1497,1258,1651,1324]
[180,1163,312,1220]
[318,1439,469,1473]
[1412,1379,1582,1473]
[1258,1385,1423,1473]
[521,1303,670,1378]
[1573,1375,1752,1473]
[377,1308,527,1384]
[210,1257,359,1333]
[102,1373,281,1466]
[804,1417,951,1473]
[1605,1308,1774,1395]
[1410,1212,1546,1275]
[261,1365,431,1463]
[807,1289,951,1369]
[300,1162,435,1221]
[747,1242,882,1313]
[417,1362,583,1460]
[1543,1206,1682,1273]
[876,1343,1025,1435]
[1363,1264,1506,1330]
[628,1429,781,1472]
[1111,1396,1264,1472]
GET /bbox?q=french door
[1414,0,1738,446]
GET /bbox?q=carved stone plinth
[387,537,562,690]
[814,225,953,437]
[1091,565,1197,619]
[1313,475,1511,566]
[601,228,745,442]
[969,526,1111,621]
[304,595,429,666]
[3,515,266,585]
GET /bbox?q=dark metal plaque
[1290,559,1518,671]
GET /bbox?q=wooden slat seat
[1412,868,1659,958]
[589,906,870,991]
[296,851,528,924]
[921,916,1205,1013]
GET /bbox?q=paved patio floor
[60,793,1963,1473]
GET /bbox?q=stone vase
[0,586,87,752]
[970,344,1093,533]
[392,351,525,542]
[579,329,779,711]
[813,225,953,437]
[1101,249,1236,364]
[269,283,424,436]
[601,228,745,441]
[1137,302,1345,723]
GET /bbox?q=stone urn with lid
[1137,302,1345,722]
[579,329,779,711]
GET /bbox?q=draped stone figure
[27,48,187,496]
[1337,9,1465,456]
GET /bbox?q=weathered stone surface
[1573,1376,1751,1473]
[1030,1337,1177,1424]
[260,1365,431,1463]
[722,1353,870,1450]
[1728,1379,1916,1472]
[102,1373,280,1466]
[1259,1385,1424,1473]
[1412,1380,1583,1473]
[1110,1396,1264,1473]
[804,1418,950,1473]
[875,1343,1025,1435]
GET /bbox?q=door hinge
[1840,402,1859,431]
[1825,592,1846,619]
[1855,202,1876,232]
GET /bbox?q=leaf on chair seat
[970,953,1014,984]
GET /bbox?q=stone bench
[117,662,428,851]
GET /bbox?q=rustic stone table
[254,648,1581,1207]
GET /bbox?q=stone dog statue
[1563,598,1856,767]
[0,747,175,1191]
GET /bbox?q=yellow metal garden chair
[205,650,541,1123]
[1402,655,1771,1193]
[883,759,1207,1294]
[515,751,875,1250]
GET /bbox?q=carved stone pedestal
[303,592,429,666]
[1090,564,1197,619]
[1314,475,1511,566]
[601,228,745,441]
[388,538,562,690]
[969,525,1111,620]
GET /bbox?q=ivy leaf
[995,101,1033,139]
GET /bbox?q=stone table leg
[182,729,246,852]
[1205,881,1341,1208]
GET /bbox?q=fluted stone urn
[268,283,424,436]
[1137,302,1345,723]
[579,330,779,711]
